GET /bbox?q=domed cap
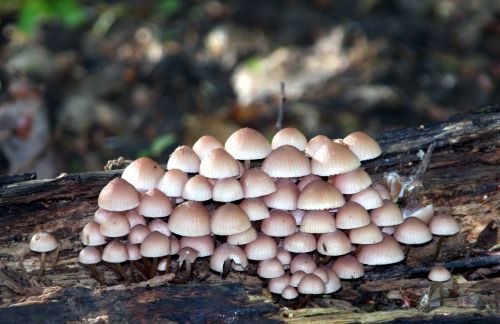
[394,218,432,245]
[297,180,345,210]
[140,231,171,258]
[121,157,164,192]
[209,243,248,273]
[128,224,151,244]
[370,200,403,227]
[283,232,316,253]
[94,208,112,224]
[317,230,352,256]
[268,274,291,294]
[349,222,383,245]
[343,131,382,161]
[271,127,307,151]
[403,203,434,225]
[139,189,173,218]
[300,210,335,233]
[30,231,57,253]
[428,265,451,282]
[305,135,331,157]
[261,210,297,237]
[182,175,213,201]
[102,240,128,263]
[290,254,317,274]
[167,145,200,173]
[290,270,307,287]
[98,177,140,212]
[227,226,257,245]
[429,214,460,236]
[357,235,405,265]
[212,178,244,202]
[336,202,371,230]
[298,274,326,295]
[225,127,272,160]
[193,135,223,160]
[331,168,372,195]
[297,174,322,191]
[239,198,270,221]
[332,255,365,279]
[311,142,360,176]
[100,212,131,238]
[262,145,310,178]
[282,286,299,300]
[126,243,142,261]
[148,219,171,236]
[323,268,342,293]
[79,246,102,265]
[81,221,106,246]
[211,203,251,236]
[349,187,383,210]
[240,168,276,198]
[125,209,147,228]
[262,179,299,210]
[277,248,292,267]
[168,201,211,237]
[199,148,239,179]
[156,169,188,198]
[373,184,391,200]
[258,258,285,279]
[180,235,215,257]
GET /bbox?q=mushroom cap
[290,253,317,274]
[281,285,299,300]
[291,209,306,225]
[100,212,131,238]
[121,157,164,192]
[311,267,329,284]
[290,270,307,287]
[311,142,360,176]
[305,135,332,158]
[156,169,188,198]
[139,188,173,218]
[349,222,383,245]
[394,217,433,245]
[263,179,299,210]
[257,258,285,279]
[356,235,405,265]
[283,232,317,253]
[372,184,391,200]
[140,231,171,258]
[225,127,272,160]
[276,247,292,267]
[317,230,352,256]
[167,145,200,173]
[211,203,251,236]
[30,231,57,253]
[300,210,336,233]
[178,247,199,265]
[429,214,460,236]
[128,224,151,244]
[332,255,365,279]
[81,221,107,246]
[192,135,224,160]
[98,177,140,212]
[126,243,142,261]
[168,201,211,237]
[261,210,297,237]
[331,168,372,195]
[428,265,451,282]
[271,127,307,151]
[200,148,240,179]
[297,174,322,191]
[180,235,215,257]
[94,208,112,224]
[125,209,147,228]
[102,240,128,263]
[182,175,213,201]
[342,131,382,161]
[403,203,434,225]
[244,233,278,260]
[212,178,244,202]
[298,274,326,295]
[262,145,311,178]
[268,274,291,294]
[239,198,270,221]
[370,200,404,227]
[336,201,371,230]
[79,246,102,265]
[240,168,277,198]
[209,243,248,273]
[169,236,180,255]
[349,187,383,210]
[148,219,171,236]
[297,180,345,210]
[323,268,342,294]
[227,226,258,245]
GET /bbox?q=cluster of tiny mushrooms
[30,127,459,306]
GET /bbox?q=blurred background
[0,0,498,178]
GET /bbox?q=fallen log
[0,107,498,322]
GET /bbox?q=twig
[0,173,37,186]
[275,81,286,131]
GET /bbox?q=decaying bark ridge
[0,107,498,322]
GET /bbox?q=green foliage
[156,0,183,18]
[139,133,177,158]
[245,56,263,72]
[17,0,85,34]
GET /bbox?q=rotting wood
[0,107,498,322]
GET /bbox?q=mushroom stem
[142,256,151,268]
[433,237,445,261]
[165,255,171,273]
[88,264,106,285]
[438,282,444,306]
[130,261,148,281]
[221,258,232,280]
[244,160,251,170]
[37,252,46,280]
[150,257,158,278]
[132,261,149,279]
[185,260,192,277]
[116,263,128,281]
[104,262,126,280]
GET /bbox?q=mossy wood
[0,108,498,322]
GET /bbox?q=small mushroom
[171,247,199,284]
[79,246,105,285]
[428,265,451,306]
[29,231,58,280]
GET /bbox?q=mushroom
[102,240,129,281]
[140,231,171,278]
[29,231,58,279]
[172,247,199,283]
[271,127,307,151]
[428,265,451,306]
[429,214,460,261]
[209,243,248,279]
[79,246,105,285]
[225,127,272,170]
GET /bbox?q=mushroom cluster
[79,127,460,301]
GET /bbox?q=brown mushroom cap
[126,242,142,261]
[331,168,372,195]
[268,274,291,294]
[262,145,311,178]
[349,187,384,210]
[168,201,211,237]
[283,232,317,253]
[349,222,383,245]
[290,270,307,287]
[271,127,307,151]
[167,145,201,173]
[211,203,251,236]
[98,177,140,212]
[100,212,131,238]
[336,201,371,230]
[192,135,224,160]
[121,157,164,192]
[140,231,171,258]
[370,200,404,227]
[94,208,112,224]
[79,246,102,264]
[180,235,215,257]
[102,240,128,263]
[394,217,433,245]
[311,142,360,176]
[290,253,317,274]
[227,226,258,245]
[212,178,244,202]
[317,230,352,256]
[297,180,345,210]
[261,210,297,237]
[81,221,107,246]
[356,235,405,265]
[282,285,299,300]
[139,188,173,218]
[323,267,342,293]
[332,255,365,279]
[428,265,451,282]
[342,131,382,161]
[128,224,151,244]
[199,148,240,179]
[239,198,270,221]
[305,135,332,158]
[182,175,213,201]
[257,258,285,279]
[429,214,460,236]
[263,179,299,210]
[156,169,188,198]
[300,210,336,233]
[224,127,272,160]
[30,231,58,253]
[298,274,326,295]
[239,168,277,198]
[244,233,278,260]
